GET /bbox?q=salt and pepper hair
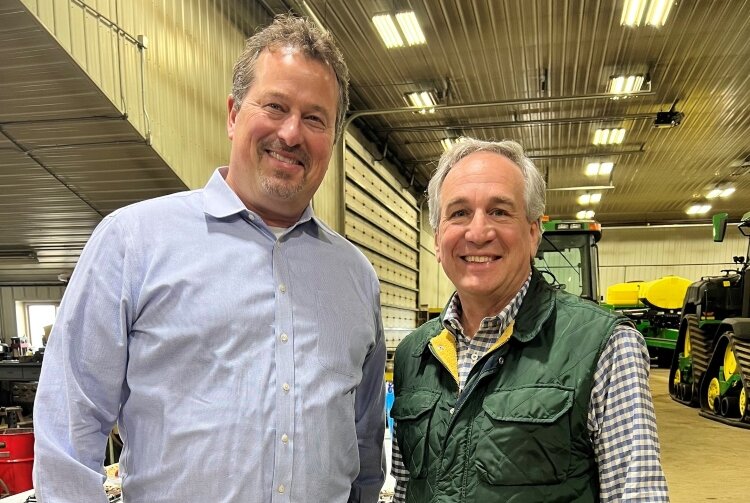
[231,14,350,141]
[427,138,546,231]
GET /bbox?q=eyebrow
[443,195,516,209]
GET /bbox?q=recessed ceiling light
[585,162,614,176]
[686,204,711,215]
[405,91,436,113]
[372,14,404,48]
[593,128,626,145]
[706,186,735,199]
[395,11,426,46]
[621,0,673,27]
[608,75,645,96]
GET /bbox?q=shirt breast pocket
[475,384,574,486]
[391,390,441,479]
[315,289,373,378]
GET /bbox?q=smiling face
[226,46,339,227]
[435,151,540,313]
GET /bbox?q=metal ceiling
[281,0,750,226]
[0,1,186,285]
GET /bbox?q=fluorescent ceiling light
[593,128,626,145]
[577,193,602,205]
[372,14,404,48]
[585,162,614,176]
[645,0,673,26]
[405,91,436,113]
[395,11,426,46]
[706,186,735,199]
[608,75,645,96]
[621,0,673,27]
[576,210,596,220]
[686,204,711,215]
[440,138,454,151]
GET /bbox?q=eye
[490,208,509,217]
[263,103,285,113]
[448,209,468,219]
[304,114,327,130]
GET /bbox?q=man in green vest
[390,138,668,502]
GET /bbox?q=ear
[434,228,442,264]
[227,95,238,140]
[529,219,541,260]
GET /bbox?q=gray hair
[231,14,350,142]
[427,138,546,231]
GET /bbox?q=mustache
[259,140,309,166]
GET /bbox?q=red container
[0,429,34,495]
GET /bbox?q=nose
[277,113,303,147]
[464,211,496,245]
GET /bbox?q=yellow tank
[605,281,644,307]
[638,275,692,310]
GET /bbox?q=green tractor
[669,212,750,427]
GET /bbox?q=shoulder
[395,318,442,360]
[314,218,378,278]
[554,288,622,322]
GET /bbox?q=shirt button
[281,434,289,443]
[282,383,290,392]
[278,484,285,493]
[280,333,288,343]
[279,284,287,293]
[471,353,479,361]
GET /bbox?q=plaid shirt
[391,273,669,502]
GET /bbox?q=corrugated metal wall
[342,134,419,350]
[20,0,268,189]
[419,211,455,310]
[0,285,66,341]
[599,226,747,295]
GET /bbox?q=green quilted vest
[392,270,627,503]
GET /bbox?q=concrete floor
[651,368,748,502]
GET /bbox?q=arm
[33,216,134,503]
[349,280,387,503]
[391,423,410,503]
[588,325,670,502]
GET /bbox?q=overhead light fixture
[585,161,614,176]
[621,0,673,27]
[686,204,711,215]
[577,193,603,205]
[405,91,436,113]
[372,14,404,48]
[395,11,426,45]
[706,186,735,199]
[576,210,596,220]
[372,11,426,48]
[593,128,626,145]
[608,75,645,97]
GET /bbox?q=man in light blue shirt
[33,15,386,503]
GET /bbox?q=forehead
[441,151,525,198]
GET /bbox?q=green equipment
[535,218,602,302]
[603,276,692,367]
[669,212,750,428]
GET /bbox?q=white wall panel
[599,225,747,296]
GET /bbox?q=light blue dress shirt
[33,168,387,503]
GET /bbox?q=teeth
[268,151,301,165]
[465,256,494,263]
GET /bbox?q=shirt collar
[442,271,533,338]
[202,167,333,235]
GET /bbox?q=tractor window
[535,233,595,299]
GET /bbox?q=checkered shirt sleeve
[588,325,670,502]
[391,325,669,502]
